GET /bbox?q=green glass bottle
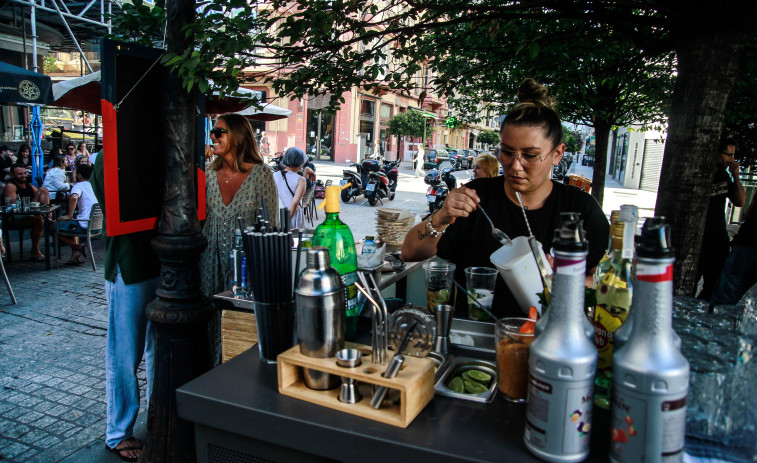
[312,185,359,340]
[593,205,637,409]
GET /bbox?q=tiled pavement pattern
[0,236,148,462]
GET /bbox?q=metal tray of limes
[434,357,498,403]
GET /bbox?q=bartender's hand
[435,186,480,226]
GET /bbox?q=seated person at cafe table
[53,163,97,265]
[3,164,51,261]
[402,79,609,319]
[41,154,71,200]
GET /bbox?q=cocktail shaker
[295,247,345,390]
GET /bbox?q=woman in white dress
[273,147,307,229]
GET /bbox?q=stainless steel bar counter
[176,344,612,463]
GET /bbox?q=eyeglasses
[67,147,75,151]
[720,151,735,157]
[210,128,228,138]
[499,145,551,165]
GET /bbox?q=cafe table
[1,204,60,270]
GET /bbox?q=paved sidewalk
[0,239,146,463]
[0,160,657,462]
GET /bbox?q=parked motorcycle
[425,166,457,214]
[552,156,570,180]
[340,160,363,202]
[381,159,400,194]
[362,159,396,206]
[268,155,284,173]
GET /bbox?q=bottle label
[525,375,593,456]
[594,269,632,371]
[610,391,686,463]
[636,262,673,282]
[555,257,586,275]
[341,271,359,317]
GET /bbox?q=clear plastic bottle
[229,229,247,296]
[524,213,598,462]
[610,217,689,463]
[362,236,376,255]
[312,186,359,340]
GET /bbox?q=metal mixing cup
[295,247,346,390]
[433,304,455,355]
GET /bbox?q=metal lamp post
[139,0,214,461]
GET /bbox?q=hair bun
[516,78,552,108]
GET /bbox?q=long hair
[501,79,563,149]
[209,114,263,172]
[52,154,66,169]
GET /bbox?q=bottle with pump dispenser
[524,213,598,463]
[609,217,689,463]
[312,185,359,340]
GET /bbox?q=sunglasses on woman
[210,128,229,138]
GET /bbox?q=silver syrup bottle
[610,217,689,463]
[295,247,346,390]
[525,213,598,462]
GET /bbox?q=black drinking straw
[293,230,303,299]
[237,216,244,233]
[261,198,269,222]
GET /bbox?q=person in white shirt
[41,155,71,200]
[54,163,97,265]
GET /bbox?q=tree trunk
[140,0,213,461]
[655,31,747,296]
[590,119,612,207]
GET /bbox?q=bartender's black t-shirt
[436,177,609,318]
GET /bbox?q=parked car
[424,149,449,170]
[581,154,595,167]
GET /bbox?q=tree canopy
[476,131,500,146]
[113,0,757,294]
[387,110,429,139]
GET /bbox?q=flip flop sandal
[105,439,143,462]
[105,444,141,462]
[30,254,46,262]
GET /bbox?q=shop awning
[52,73,291,121]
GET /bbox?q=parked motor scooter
[425,166,457,214]
[340,160,363,202]
[381,159,400,193]
[268,155,284,173]
[362,158,395,206]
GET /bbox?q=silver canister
[295,247,346,390]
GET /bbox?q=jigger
[433,304,455,355]
[336,349,362,404]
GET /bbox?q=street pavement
[0,158,655,462]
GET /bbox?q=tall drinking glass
[464,267,497,321]
[496,317,536,402]
[423,261,456,314]
[253,299,296,363]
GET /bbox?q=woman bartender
[402,79,609,319]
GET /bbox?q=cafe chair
[301,186,316,227]
[2,221,33,262]
[54,204,103,271]
[0,227,17,304]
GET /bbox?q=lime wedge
[463,379,488,394]
[461,371,473,381]
[467,370,492,384]
[448,376,465,393]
